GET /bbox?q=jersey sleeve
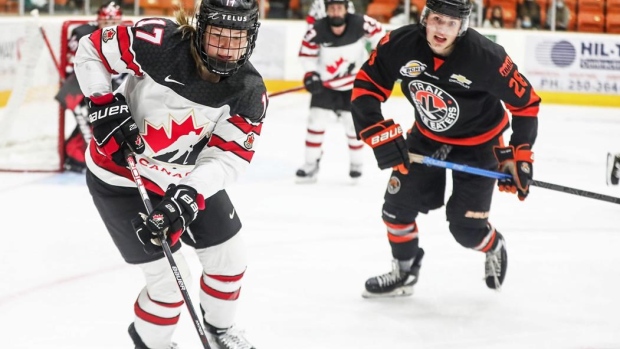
[180,86,268,199]
[490,52,540,148]
[298,26,320,73]
[351,31,398,132]
[362,15,385,49]
[74,18,169,97]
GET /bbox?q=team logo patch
[102,28,116,43]
[400,60,426,78]
[387,176,401,194]
[520,162,531,174]
[149,213,165,229]
[408,80,460,132]
[244,133,255,150]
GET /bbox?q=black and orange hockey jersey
[351,24,540,148]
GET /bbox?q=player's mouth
[433,35,447,44]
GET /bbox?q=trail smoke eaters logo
[408,80,459,132]
[142,112,210,165]
[102,28,116,43]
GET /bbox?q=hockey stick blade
[124,149,212,349]
[409,152,620,205]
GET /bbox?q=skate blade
[361,287,413,299]
[295,176,318,184]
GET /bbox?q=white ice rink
[1,94,619,349]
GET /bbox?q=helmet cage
[421,0,471,36]
[195,1,260,77]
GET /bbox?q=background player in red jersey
[56,1,123,172]
[73,0,267,347]
[352,0,540,297]
[296,0,384,183]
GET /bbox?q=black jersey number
[135,19,166,45]
[509,70,528,98]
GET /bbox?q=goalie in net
[56,1,124,172]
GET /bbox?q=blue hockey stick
[408,152,620,205]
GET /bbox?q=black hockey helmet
[195,0,260,77]
[97,1,122,23]
[421,0,472,36]
[324,0,348,8]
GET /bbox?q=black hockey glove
[132,184,205,255]
[88,93,144,166]
[360,119,410,175]
[493,145,534,201]
[303,71,325,94]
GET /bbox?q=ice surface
[0,94,619,349]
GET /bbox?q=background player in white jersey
[296,0,384,182]
[306,0,356,25]
[55,1,123,172]
[73,0,267,347]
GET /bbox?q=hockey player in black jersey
[73,0,266,348]
[296,0,384,183]
[56,1,123,173]
[352,0,540,297]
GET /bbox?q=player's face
[326,3,347,17]
[204,26,249,62]
[98,17,121,28]
[425,12,461,56]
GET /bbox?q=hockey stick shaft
[30,10,63,78]
[268,79,341,98]
[125,151,211,349]
[408,152,620,205]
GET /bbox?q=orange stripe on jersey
[415,112,509,146]
[433,57,445,70]
[505,92,541,117]
[356,70,392,97]
[351,87,386,102]
[479,230,497,252]
[89,29,116,74]
[117,27,143,77]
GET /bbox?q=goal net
[0,18,90,172]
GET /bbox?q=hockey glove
[88,93,145,166]
[133,184,205,255]
[303,72,325,94]
[360,119,410,174]
[493,145,534,201]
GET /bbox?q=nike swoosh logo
[229,208,235,219]
[165,75,185,86]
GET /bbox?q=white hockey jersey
[299,14,385,91]
[74,18,267,199]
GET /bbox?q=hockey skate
[128,322,178,349]
[295,160,320,183]
[606,153,620,186]
[362,248,425,298]
[349,163,363,180]
[485,232,507,290]
[205,322,256,349]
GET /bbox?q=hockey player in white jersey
[296,0,385,183]
[608,152,620,185]
[305,0,356,25]
[73,0,267,348]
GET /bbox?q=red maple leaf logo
[326,57,345,75]
[102,28,116,43]
[142,115,206,154]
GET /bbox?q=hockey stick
[408,152,620,205]
[124,150,211,349]
[30,9,63,78]
[267,79,343,98]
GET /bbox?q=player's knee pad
[138,250,190,303]
[448,223,491,249]
[382,202,419,225]
[196,233,247,288]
